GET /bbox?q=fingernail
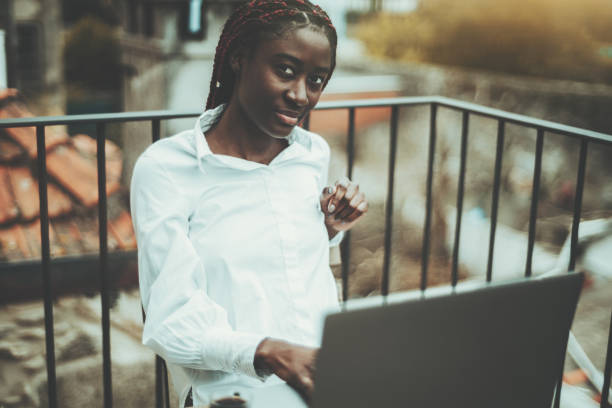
[328,203,335,213]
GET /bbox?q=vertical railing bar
[600,311,612,408]
[451,111,469,287]
[151,117,169,407]
[381,105,399,296]
[163,360,170,407]
[302,113,310,131]
[36,125,58,408]
[421,103,437,291]
[525,128,544,277]
[486,120,505,282]
[97,122,113,408]
[568,139,588,271]
[155,356,164,408]
[341,107,356,302]
[152,118,161,143]
[346,107,356,180]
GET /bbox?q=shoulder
[131,129,199,187]
[138,129,197,166]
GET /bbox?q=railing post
[451,111,469,287]
[525,129,544,277]
[569,139,588,272]
[302,113,310,131]
[486,120,505,282]
[421,103,437,290]
[152,119,161,143]
[341,107,356,302]
[36,125,58,408]
[381,105,399,296]
[97,122,113,408]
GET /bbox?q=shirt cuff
[238,334,270,381]
[329,230,344,247]
[201,329,268,380]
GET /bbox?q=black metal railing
[1,96,611,408]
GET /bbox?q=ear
[229,49,243,75]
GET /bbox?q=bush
[355,0,612,83]
[63,16,122,91]
[62,0,119,26]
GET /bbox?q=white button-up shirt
[130,105,341,406]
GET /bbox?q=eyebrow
[273,53,331,73]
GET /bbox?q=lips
[275,109,302,127]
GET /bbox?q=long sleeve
[130,153,266,378]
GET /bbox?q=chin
[268,127,294,139]
[258,120,294,140]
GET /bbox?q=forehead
[254,26,332,69]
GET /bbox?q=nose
[286,78,308,107]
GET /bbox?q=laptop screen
[313,272,583,408]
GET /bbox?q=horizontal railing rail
[0,96,610,408]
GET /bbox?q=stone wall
[0,290,173,408]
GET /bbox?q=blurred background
[0,0,611,406]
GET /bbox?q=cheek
[307,90,323,109]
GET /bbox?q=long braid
[205,0,337,110]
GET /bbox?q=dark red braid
[205,0,337,110]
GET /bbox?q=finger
[336,192,364,220]
[288,373,313,403]
[343,182,359,203]
[319,185,336,214]
[328,179,348,213]
[299,375,314,402]
[346,200,368,222]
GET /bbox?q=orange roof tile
[47,184,74,218]
[0,88,19,100]
[20,219,61,258]
[0,224,31,260]
[0,137,24,162]
[0,89,136,265]
[51,219,87,256]
[0,166,19,224]
[46,145,120,207]
[0,102,69,158]
[71,134,123,185]
[7,167,40,220]
[109,211,137,250]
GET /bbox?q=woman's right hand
[254,338,318,402]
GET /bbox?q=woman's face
[232,26,333,139]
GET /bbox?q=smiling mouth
[275,110,301,127]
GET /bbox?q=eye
[277,64,295,78]
[308,74,326,89]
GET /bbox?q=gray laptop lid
[312,272,584,408]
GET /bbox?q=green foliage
[62,0,119,26]
[356,0,612,83]
[63,16,122,91]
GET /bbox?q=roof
[0,90,137,263]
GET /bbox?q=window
[180,0,206,40]
[16,22,42,88]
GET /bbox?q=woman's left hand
[320,177,368,237]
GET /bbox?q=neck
[206,102,288,165]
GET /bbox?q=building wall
[119,1,236,182]
[9,0,65,114]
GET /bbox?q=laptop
[310,272,584,408]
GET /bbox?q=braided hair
[205,0,337,110]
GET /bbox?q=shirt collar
[193,104,312,168]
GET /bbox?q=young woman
[130,1,368,406]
